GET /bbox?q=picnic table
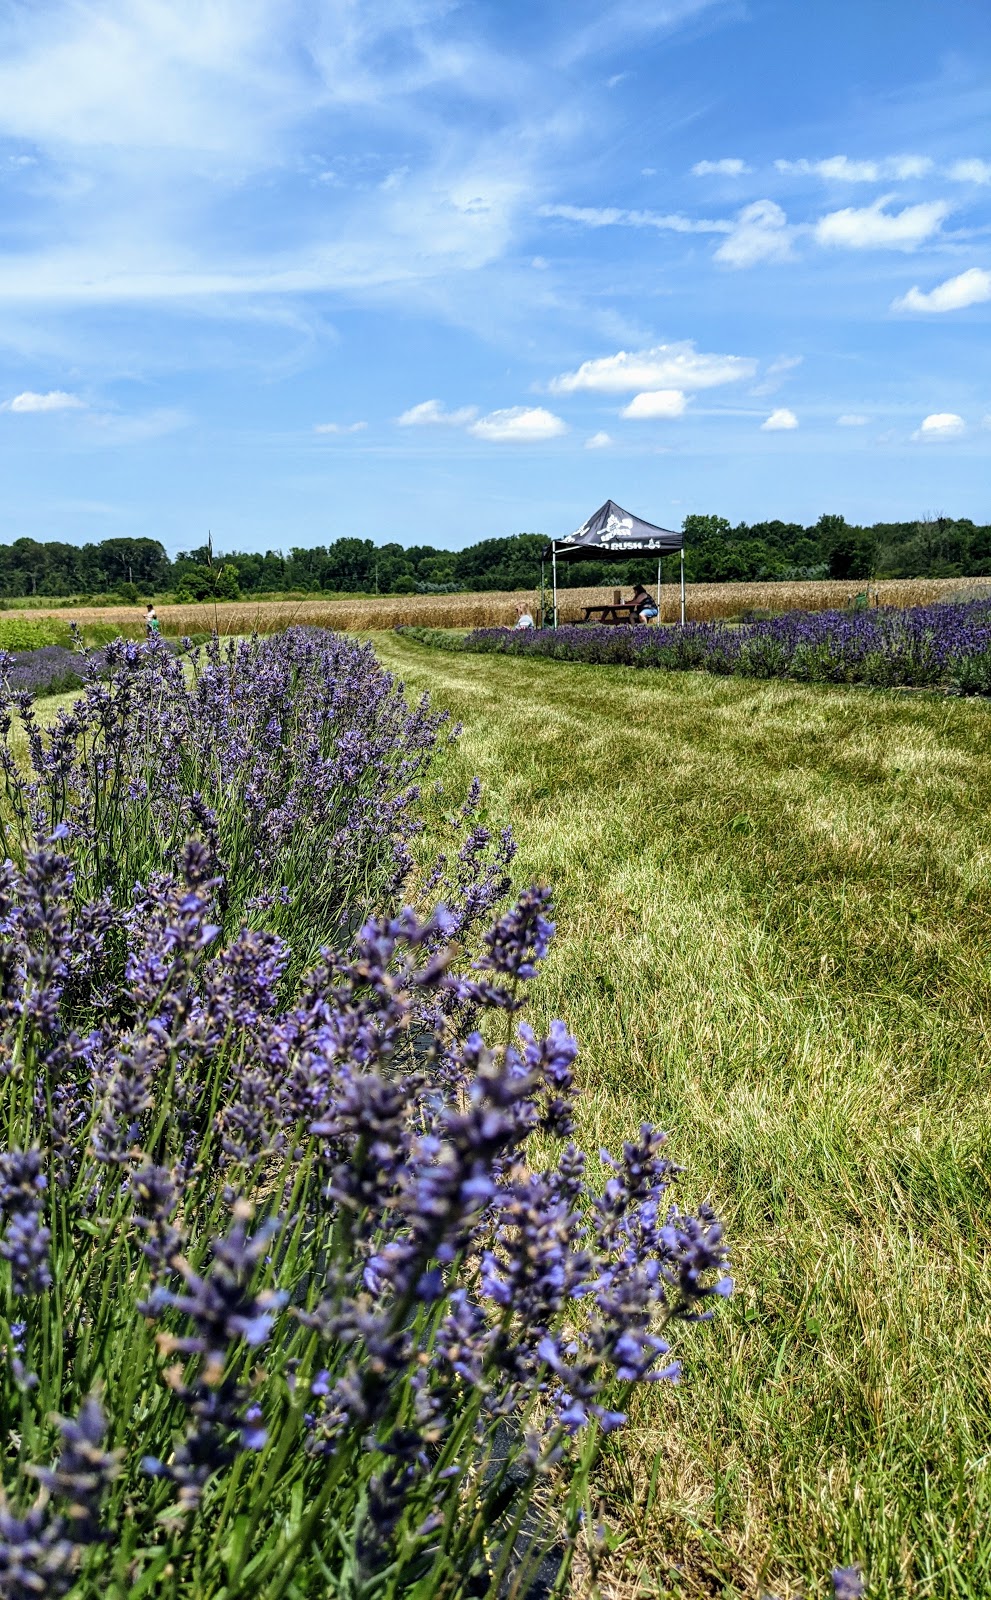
[576,602,639,626]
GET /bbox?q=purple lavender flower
[0,1150,52,1296]
[0,1395,119,1597]
[833,1566,865,1600]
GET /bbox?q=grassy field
[373,632,991,1600]
[8,573,991,636]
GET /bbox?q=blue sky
[0,0,989,556]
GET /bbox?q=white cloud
[815,196,950,250]
[538,203,731,234]
[620,389,686,418]
[913,412,965,440]
[760,408,797,431]
[751,354,802,396]
[550,340,755,395]
[468,406,566,442]
[0,2,542,319]
[584,430,612,449]
[397,400,478,427]
[946,159,991,184]
[3,388,84,412]
[893,267,991,313]
[776,154,933,181]
[692,158,749,176]
[837,414,869,426]
[714,200,793,267]
[314,420,367,434]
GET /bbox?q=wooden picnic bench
[577,602,639,626]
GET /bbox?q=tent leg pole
[540,561,545,629]
[680,547,686,626]
[552,546,558,629]
[657,556,661,624]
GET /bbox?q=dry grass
[11,575,991,637]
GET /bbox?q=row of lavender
[0,631,731,1600]
[460,598,991,692]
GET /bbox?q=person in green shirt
[145,603,160,637]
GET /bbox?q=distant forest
[0,512,989,600]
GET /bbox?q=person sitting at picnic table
[513,604,535,629]
[630,584,659,622]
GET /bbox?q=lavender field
[0,631,731,1600]
[459,598,991,694]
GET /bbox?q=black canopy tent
[541,500,685,627]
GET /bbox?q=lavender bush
[0,631,729,1598]
[459,598,991,693]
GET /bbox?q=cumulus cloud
[468,406,566,442]
[691,158,750,176]
[396,399,478,426]
[913,412,965,439]
[584,430,612,449]
[837,414,869,426]
[714,200,793,267]
[776,154,933,181]
[760,408,797,431]
[314,420,366,434]
[815,196,950,250]
[620,389,686,418]
[946,159,991,184]
[550,341,755,395]
[538,203,731,234]
[3,389,84,412]
[893,267,991,313]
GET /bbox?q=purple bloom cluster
[0,629,461,942]
[462,598,991,693]
[0,627,730,1597]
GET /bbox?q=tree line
[0,513,988,601]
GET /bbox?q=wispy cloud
[584,430,612,449]
[620,389,686,418]
[692,158,750,176]
[314,420,367,434]
[538,203,731,234]
[468,406,566,442]
[893,267,991,312]
[837,414,869,426]
[83,407,191,445]
[760,408,798,430]
[815,197,950,250]
[3,388,85,412]
[714,200,793,267]
[913,412,965,439]
[751,355,802,396]
[396,400,479,426]
[550,341,756,394]
[776,154,933,182]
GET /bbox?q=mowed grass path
[374,634,991,1600]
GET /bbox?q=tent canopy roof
[543,499,683,562]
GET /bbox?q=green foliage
[0,535,170,598]
[3,513,991,608]
[173,562,242,601]
[0,615,72,649]
[396,626,468,650]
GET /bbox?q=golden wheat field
[14,574,991,636]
